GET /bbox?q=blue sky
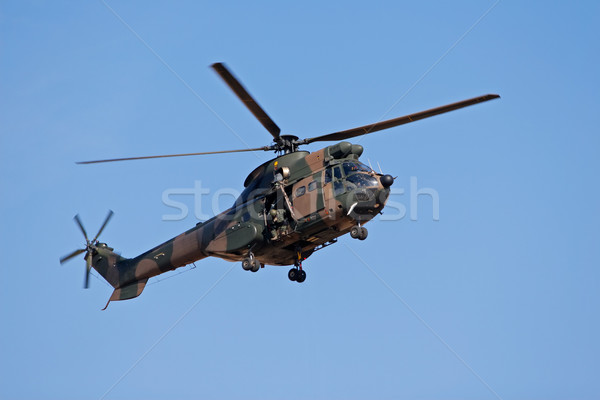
[1,1,599,399]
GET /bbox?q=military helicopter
[60,62,499,309]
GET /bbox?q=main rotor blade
[303,94,500,144]
[73,214,88,241]
[92,210,114,242]
[211,62,281,140]
[76,147,271,164]
[60,248,85,264]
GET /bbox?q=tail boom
[91,210,265,308]
[93,223,211,308]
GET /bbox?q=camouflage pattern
[88,141,392,308]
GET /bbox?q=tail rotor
[60,210,114,288]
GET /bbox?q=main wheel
[288,268,298,281]
[350,226,360,239]
[250,258,261,272]
[296,269,306,283]
[241,258,252,271]
[358,227,368,240]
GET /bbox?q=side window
[324,168,332,184]
[334,166,342,179]
[308,181,318,192]
[295,186,306,197]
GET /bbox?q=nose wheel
[350,225,368,240]
[241,253,261,272]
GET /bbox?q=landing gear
[359,227,368,240]
[242,258,251,271]
[297,269,306,283]
[350,225,368,240]
[241,254,261,272]
[288,267,306,283]
[288,248,307,283]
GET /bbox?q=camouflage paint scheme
[90,141,391,308]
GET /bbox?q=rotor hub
[275,135,300,154]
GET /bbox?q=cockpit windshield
[342,162,372,176]
[345,173,379,188]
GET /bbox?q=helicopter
[60,62,499,309]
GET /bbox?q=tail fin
[102,278,148,310]
[91,245,150,310]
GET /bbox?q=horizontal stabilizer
[102,278,148,310]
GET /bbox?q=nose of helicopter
[346,174,393,219]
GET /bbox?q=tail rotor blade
[60,248,86,264]
[73,214,88,241]
[93,210,114,242]
[84,253,92,289]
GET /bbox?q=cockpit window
[333,166,342,179]
[343,162,371,176]
[345,173,379,188]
